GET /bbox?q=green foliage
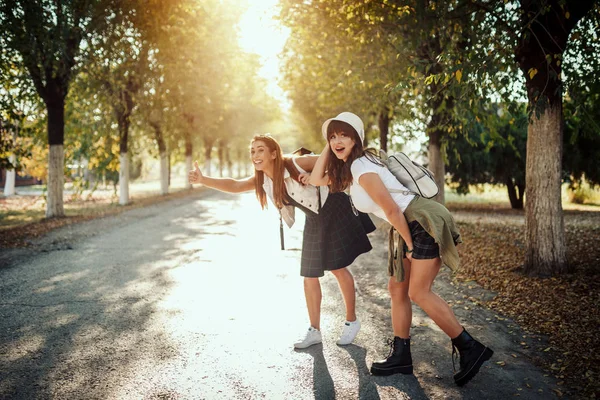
[446,103,527,205]
[64,72,120,187]
[563,78,600,188]
[447,84,600,208]
[0,117,34,171]
[0,0,117,109]
[0,39,43,170]
[278,0,407,142]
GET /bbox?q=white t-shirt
[350,156,415,221]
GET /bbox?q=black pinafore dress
[285,191,375,278]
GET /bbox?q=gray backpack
[379,150,439,199]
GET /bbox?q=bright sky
[237,0,290,110]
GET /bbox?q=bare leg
[304,277,322,330]
[389,258,412,338]
[330,267,356,322]
[408,257,463,338]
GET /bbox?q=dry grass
[0,184,197,247]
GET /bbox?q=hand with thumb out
[188,161,204,184]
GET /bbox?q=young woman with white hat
[309,112,493,386]
[188,133,375,349]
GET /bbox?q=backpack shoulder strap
[283,158,301,183]
[388,187,417,196]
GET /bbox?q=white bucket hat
[321,112,365,143]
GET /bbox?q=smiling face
[250,140,277,171]
[328,130,356,162]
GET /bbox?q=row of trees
[1,0,279,212]
[277,0,600,276]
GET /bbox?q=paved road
[0,190,561,399]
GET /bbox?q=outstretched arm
[188,161,254,193]
[308,144,331,186]
[293,154,319,172]
[358,172,413,259]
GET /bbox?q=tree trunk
[378,109,390,152]
[185,132,193,189]
[415,27,451,206]
[524,104,568,276]
[46,98,66,217]
[47,144,65,217]
[513,0,594,276]
[428,130,445,204]
[116,84,135,206]
[226,146,232,177]
[506,177,524,209]
[4,127,17,196]
[119,152,129,205]
[118,117,130,206]
[203,138,214,176]
[82,157,90,185]
[185,155,193,189]
[237,149,243,178]
[160,151,168,195]
[4,154,16,196]
[218,142,224,177]
[152,123,168,195]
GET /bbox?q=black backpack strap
[317,187,322,212]
[279,210,285,250]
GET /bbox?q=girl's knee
[331,268,351,279]
[408,287,427,304]
[388,279,409,301]
[304,277,320,287]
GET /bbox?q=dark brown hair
[251,134,299,209]
[326,120,380,192]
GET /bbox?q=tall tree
[419,0,599,275]
[0,0,113,217]
[86,0,162,204]
[279,0,467,204]
[511,0,597,275]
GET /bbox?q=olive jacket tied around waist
[388,195,463,282]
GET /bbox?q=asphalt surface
[0,190,562,399]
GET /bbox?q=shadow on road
[0,191,235,398]
[295,344,336,399]
[342,344,430,400]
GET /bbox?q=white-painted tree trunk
[81,157,90,184]
[160,151,169,195]
[185,155,193,189]
[3,154,16,196]
[46,144,65,217]
[119,152,129,205]
[203,159,211,176]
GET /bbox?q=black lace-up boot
[451,328,493,386]
[370,337,413,376]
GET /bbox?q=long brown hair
[326,120,380,193]
[251,134,300,209]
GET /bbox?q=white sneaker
[337,320,361,345]
[294,327,322,349]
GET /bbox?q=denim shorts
[402,220,440,259]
